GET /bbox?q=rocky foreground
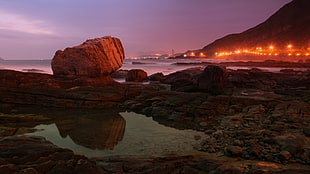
[1,136,309,174]
[0,36,310,173]
[0,65,309,173]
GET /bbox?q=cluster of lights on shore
[183,52,206,57]
[183,44,310,57]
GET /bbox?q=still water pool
[24,111,204,157]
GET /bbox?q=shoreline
[0,61,310,173]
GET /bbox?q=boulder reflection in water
[55,114,125,150]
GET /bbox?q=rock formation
[125,69,148,82]
[0,136,106,174]
[197,65,226,94]
[51,36,125,78]
[149,72,164,81]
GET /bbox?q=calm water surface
[2,58,306,78]
[24,111,205,157]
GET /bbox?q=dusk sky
[0,0,291,60]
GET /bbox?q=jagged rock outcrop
[51,36,125,78]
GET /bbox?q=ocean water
[0,58,308,78]
[0,59,53,74]
[0,58,215,76]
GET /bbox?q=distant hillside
[184,0,310,58]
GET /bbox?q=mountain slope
[200,0,310,57]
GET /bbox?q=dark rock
[171,78,195,92]
[224,145,244,157]
[303,127,310,137]
[197,65,226,94]
[0,164,18,174]
[160,71,192,84]
[214,164,244,174]
[160,67,202,85]
[125,69,148,82]
[274,134,308,154]
[149,72,164,81]
[0,136,106,174]
[0,69,143,109]
[110,69,128,79]
[278,151,292,161]
[0,69,59,88]
[227,69,277,90]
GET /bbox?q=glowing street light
[287,44,293,49]
[269,45,274,50]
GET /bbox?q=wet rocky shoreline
[1,36,309,173]
[0,64,309,173]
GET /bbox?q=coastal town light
[287,44,293,49]
[269,45,274,50]
[214,43,309,58]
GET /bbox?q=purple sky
[0,0,291,60]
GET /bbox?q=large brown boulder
[51,36,125,78]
